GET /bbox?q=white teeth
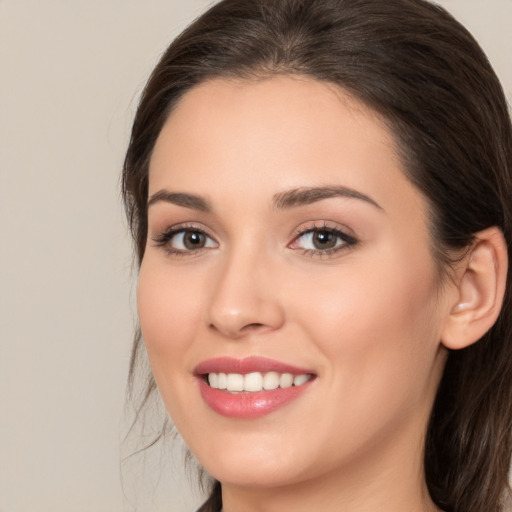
[207,371,312,392]
[208,373,218,388]
[217,373,227,390]
[244,372,263,392]
[226,373,244,392]
[280,373,294,388]
[263,371,280,390]
[293,374,310,386]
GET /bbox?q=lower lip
[198,378,314,419]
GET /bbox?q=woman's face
[138,77,453,492]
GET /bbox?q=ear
[441,226,508,350]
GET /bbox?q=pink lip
[194,357,315,419]
[194,356,313,376]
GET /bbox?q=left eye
[169,230,217,251]
[293,228,353,252]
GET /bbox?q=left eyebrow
[273,186,383,210]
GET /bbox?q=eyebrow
[147,190,212,212]
[147,185,382,213]
[273,186,382,210]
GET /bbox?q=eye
[172,230,216,251]
[152,226,218,255]
[290,225,357,255]
[299,230,340,250]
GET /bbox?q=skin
[137,76,456,512]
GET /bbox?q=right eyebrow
[147,190,212,212]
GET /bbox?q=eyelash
[152,224,216,257]
[151,222,357,258]
[289,222,357,257]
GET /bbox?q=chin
[188,431,310,488]
[204,458,302,489]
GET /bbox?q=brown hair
[122,1,512,511]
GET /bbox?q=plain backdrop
[0,1,510,511]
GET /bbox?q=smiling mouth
[205,371,314,393]
[196,358,316,417]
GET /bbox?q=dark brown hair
[122,1,512,511]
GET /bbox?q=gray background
[1,1,510,511]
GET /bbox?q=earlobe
[441,227,508,350]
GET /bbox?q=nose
[206,248,285,339]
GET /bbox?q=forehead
[149,76,426,224]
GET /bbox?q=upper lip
[194,356,314,376]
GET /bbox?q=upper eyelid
[290,221,355,239]
[151,222,215,238]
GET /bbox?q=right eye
[153,227,218,255]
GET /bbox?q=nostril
[241,323,265,332]
[208,321,267,338]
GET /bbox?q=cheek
[289,250,442,399]
[137,258,203,371]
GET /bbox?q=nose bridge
[206,239,284,338]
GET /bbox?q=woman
[122,0,512,511]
